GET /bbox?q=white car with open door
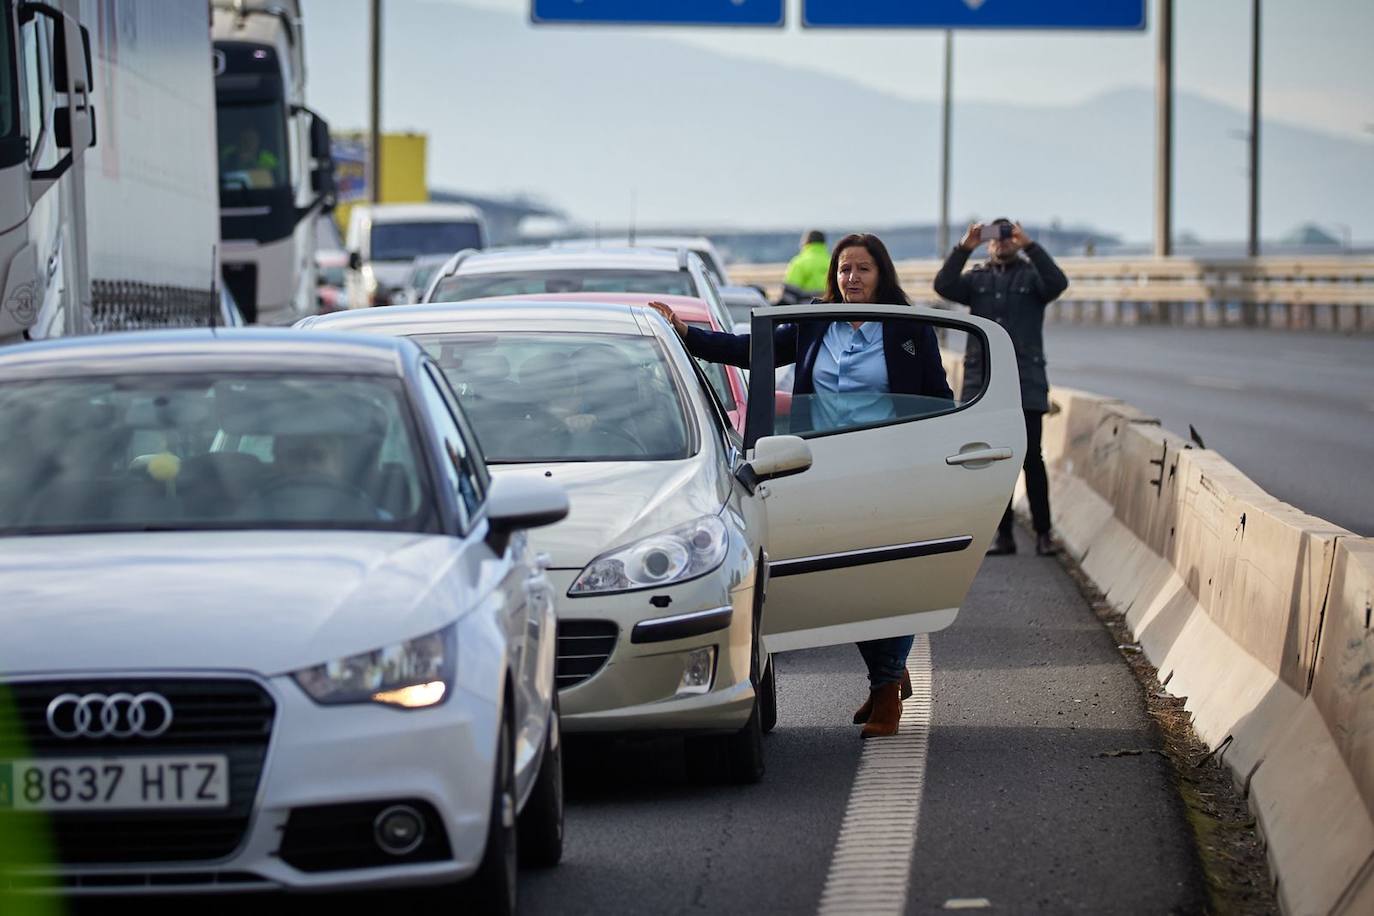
[295,300,1025,782]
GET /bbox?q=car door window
[19,12,53,170]
[767,320,980,440]
[419,366,484,529]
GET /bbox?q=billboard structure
[331,132,429,235]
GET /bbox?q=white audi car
[297,300,1028,784]
[0,330,566,911]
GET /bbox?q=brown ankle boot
[859,682,903,739]
[854,669,912,724]
[852,691,874,725]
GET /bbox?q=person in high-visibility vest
[779,230,829,304]
[220,126,281,187]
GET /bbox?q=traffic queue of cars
[0,241,1026,911]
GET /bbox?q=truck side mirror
[309,113,332,161]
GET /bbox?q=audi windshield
[430,269,695,303]
[416,332,692,463]
[0,374,434,535]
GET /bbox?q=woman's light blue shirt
[810,321,895,431]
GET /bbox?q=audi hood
[0,531,469,676]
[488,459,729,570]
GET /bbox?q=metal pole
[1153,0,1173,260]
[368,0,382,205]
[938,30,952,255]
[1247,0,1260,259]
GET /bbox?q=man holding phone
[934,218,1069,556]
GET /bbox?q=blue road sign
[532,0,784,27]
[803,0,1146,30]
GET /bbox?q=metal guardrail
[729,256,1374,331]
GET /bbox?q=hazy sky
[306,0,1374,140]
[300,0,1374,240]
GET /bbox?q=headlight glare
[570,515,728,595]
[293,625,456,708]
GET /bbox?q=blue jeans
[856,636,914,688]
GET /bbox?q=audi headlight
[293,625,456,709]
[569,515,729,596]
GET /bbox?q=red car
[476,292,750,433]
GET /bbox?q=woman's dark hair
[820,233,910,305]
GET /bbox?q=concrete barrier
[1028,384,1371,915]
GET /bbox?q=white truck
[0,0,219,343]
[212,0,333,325]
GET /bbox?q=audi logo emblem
[46,692,175,740]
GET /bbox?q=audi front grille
[555,620,618,690]
[0,678,274,865]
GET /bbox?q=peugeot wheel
[759,653,778,734]
[724,694,765,784]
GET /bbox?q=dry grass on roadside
[1057,555,1280,916]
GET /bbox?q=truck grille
[0,678,274,865]
[555,621,618,690]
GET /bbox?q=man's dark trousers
[999,409,1051,538]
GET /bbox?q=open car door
[745,304,1026,653]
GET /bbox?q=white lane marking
[817,636,933,916]
[1184,374,1246,391]
[944,900,993,910]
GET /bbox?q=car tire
[455,714,519,915]
[759,654,778,735]
[724,694,765,784]
[684,732,726,784]
[518,696,564,868]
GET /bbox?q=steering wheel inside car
[255,475,385,520]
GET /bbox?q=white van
[344,202,487,308]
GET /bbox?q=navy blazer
[683,319,953,401]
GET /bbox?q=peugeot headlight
[293,624,456,709]
[569,515,729,596]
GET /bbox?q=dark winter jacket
[932,243,1068,413]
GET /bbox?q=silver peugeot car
[298,300,1029,784]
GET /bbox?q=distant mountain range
[306,1,1374,246]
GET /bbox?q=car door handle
[945,447,1014,466]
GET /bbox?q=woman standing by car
[649,232,952,739]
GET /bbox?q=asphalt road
[1043,325,1374,536]
[518,528,1205,915]
[64,531,1204,915]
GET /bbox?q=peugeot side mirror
[736,434,811,495]
[483,474,569,555]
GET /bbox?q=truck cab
[0,0,96,343]
[212,0,333,325]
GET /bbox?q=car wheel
[684,732,726,784]
[453,714,518,915]
[759,654,778,734]
[518,695,564,868]
[724,694,765,784]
